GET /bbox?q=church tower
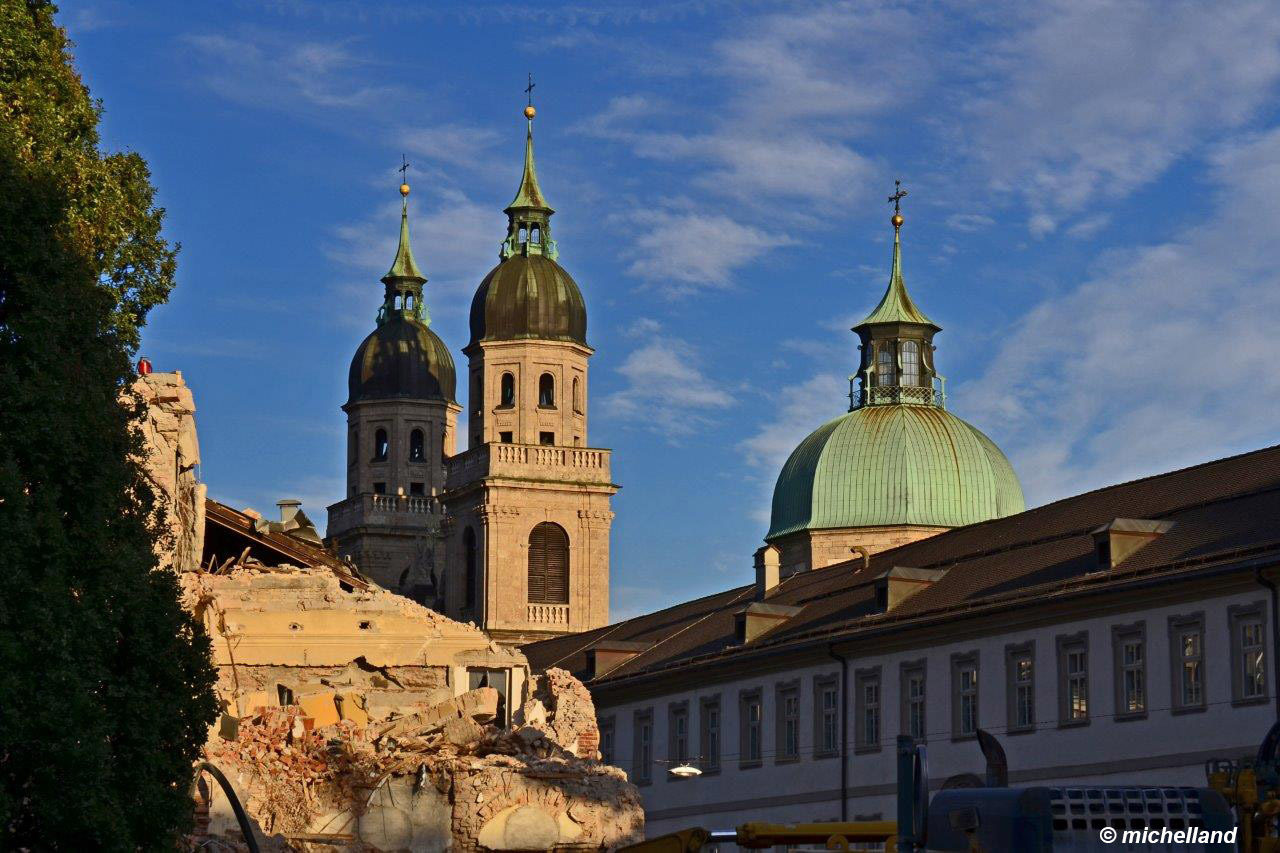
[441,101,616,645]
[327,181,461,599]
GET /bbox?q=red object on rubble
[136,357,153,376]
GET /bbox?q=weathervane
[398,154,411,198]
[888,179,907,229]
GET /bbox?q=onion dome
[467,103,588,349]
[347,186,456,405]
[767,185,1024,539]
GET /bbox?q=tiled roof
[524,444,1280,686]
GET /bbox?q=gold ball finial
[400,182,410,197]
[892,212,904,229]
[524,104,536,120]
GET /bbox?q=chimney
[277,499,302,524]
[873,566,948,612]
[1091,519,1175,570]
[754,544,781,599]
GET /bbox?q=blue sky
[66,1,1280,620]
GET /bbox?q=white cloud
[737,372,850,524]
[966,0,1280,225]
[947,213,996,233]
[960,125,1280,505]
[623,210,796,296]
[600,326,735,439]
[326,189,501,322]
[399,124,501,170]
[182,31,401,115]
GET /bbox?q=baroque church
[326,102,616,646]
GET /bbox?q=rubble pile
[198,678,641,850]
[131,372,643,850]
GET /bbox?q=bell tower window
[876,344,896,387]
[373,428,389,461]
[539,373,555,408]
[528,522,569,604]
[500,373,515,407]
[901,341,921,387]
[409,429,425,462]
[572,377,581,413]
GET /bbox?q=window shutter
[528,523,569,604]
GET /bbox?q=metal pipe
[828,644,850,822]
[192,761,260,853]
[1255,565,1280,721]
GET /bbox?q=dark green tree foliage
[0,2,217,847]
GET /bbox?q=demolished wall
[132,371,642,850]
[133,370,204,572]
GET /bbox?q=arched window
[901,341,921,387]
[471,373,483,417]
[500,372,515,407]
[572,377,581,413]
[539,373,555,407]
[876,344,896,387]
[528,522,569,604]
[373,428,389,461]
[350,427,359,464]
[531,225,541,245]
[464,526,478,609]
[409,428,425,462]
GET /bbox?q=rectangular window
[633,709,653,785]
[1112,622,1147,720]
[409,482,425,496]
[668,702,689,772]
[854,668,881,752]
[814,675,840,758]
[539,431,555,446]
[499,431,513,444]
[900,661,927,742]
[951,652,979,740]
[1168,613,1205,713]
[1006,642,1035,733]
[700,695,721,773]
[1230,603,1269,705]
[775,681,800,762]
[1056,633,1089,726]
[373,482,386,494]
[739,689,763,768]
[599,716,615,765]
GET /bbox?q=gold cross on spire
[888,179,907,229]
[398,154,410,197]
[524,73,537,119]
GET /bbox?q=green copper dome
[766,405,1024,539]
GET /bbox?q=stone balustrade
[446,442,612,490]
[526,603,570,626]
